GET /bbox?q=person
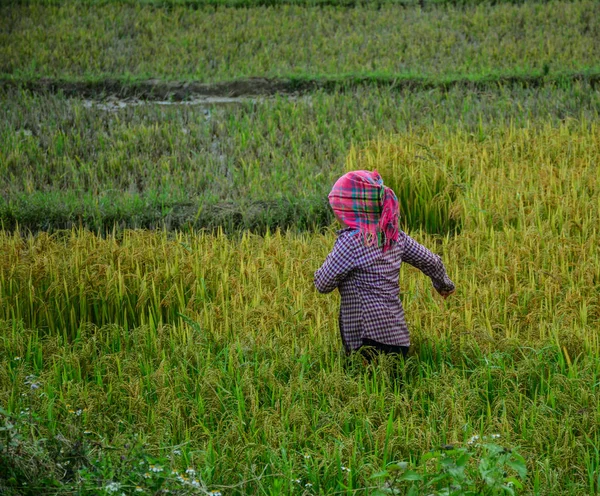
[314,170,455,362]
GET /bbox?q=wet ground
[82,95,261,111]
[0,77,312,100]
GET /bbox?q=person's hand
[438,288,455,300]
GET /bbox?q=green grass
[2,1,599,82]
[5,317,599,494]
[2,81,599,233]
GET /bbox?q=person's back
[314,170,455,360]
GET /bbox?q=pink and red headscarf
[328,170,400,252]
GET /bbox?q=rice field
[2,122,600,494]
[2,82,600,233]
[2,1,600,82]
[2,0,600,494]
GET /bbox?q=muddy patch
[82,95,263,111]
[2,72,599,101]
[1,77,316,101]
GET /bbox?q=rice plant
[1,122,599,493]
[2,1,599,82]
[1,84,599,234]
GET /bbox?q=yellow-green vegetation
[2,83,599,233]
[2,1,599,82]
[1,123,599,493]
[2,0,600,491]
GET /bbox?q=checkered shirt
[314,228,455,351]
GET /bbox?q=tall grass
[1,122,599,493]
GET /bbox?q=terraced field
[1,0,600,494]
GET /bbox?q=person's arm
[314,234,356,294]
[401,232,455,297]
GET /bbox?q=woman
[314,170,455,361]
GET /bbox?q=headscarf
[328,170,399,252]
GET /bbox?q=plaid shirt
[314,228,455,351]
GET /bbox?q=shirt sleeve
[401,232,455,293]
[314,234,356,294]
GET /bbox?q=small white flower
[75,409,83,416]
[208,492,222,496]
[149,464,163,473]
[304,454,311,459]
[467,435,480,445]
[185,467,196,476]
[105,482,120,493]
[14,357,21,361]
[173,449,182,455]
[292,479,301,484]
[305,482,313,488]
[191,479,201,488]
[341,466,351,473]
[490,433,501,439]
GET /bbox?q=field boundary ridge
[2,71,600,100]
